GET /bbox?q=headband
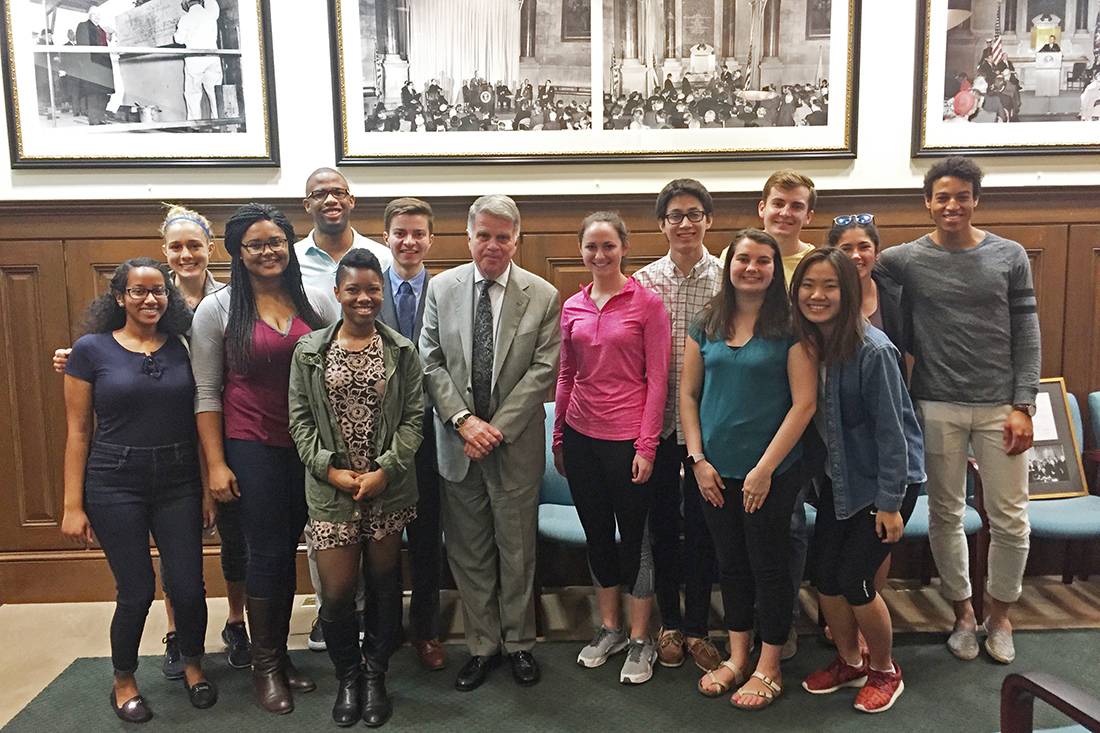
[164,214,213,239]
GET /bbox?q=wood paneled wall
[1,186,1097,602]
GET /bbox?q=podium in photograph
[1033,50,1062,97]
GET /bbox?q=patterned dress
[310,333,416,550]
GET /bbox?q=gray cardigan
[189,284,339,414]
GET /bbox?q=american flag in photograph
[991,2,1007,66]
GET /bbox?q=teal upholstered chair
[998,672,1100,733]
[1021,394,1100,584]
[537,402,619,547]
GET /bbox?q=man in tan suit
[419,195,561,691]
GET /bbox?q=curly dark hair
[697,228,790,342]
[222,203,324,374]
[923,156,983,199]
[80,257,193,336]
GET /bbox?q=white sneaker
[619,638,656,685]
[577,626,628,668]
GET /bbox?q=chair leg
[1062,540,1075,585]
[920,542,933,586]
[533,540,546,637]
[971,531,987,623]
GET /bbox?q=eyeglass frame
[240,236,289,255]
[661,209,709,224]
[305,188,353,203]
[124,286,168,299]
[832,213,875,227]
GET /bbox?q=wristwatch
[1012,403,1037,417]
[453,412,472,430]
[685,452,706,466]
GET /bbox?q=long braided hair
[222,203,324,374]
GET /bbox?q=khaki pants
[917,401,1030,604]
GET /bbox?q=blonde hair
[160,203,214,242]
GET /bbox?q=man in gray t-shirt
[877,156,1038,666]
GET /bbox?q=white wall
[1,0,1097,201]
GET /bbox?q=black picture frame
[1027,378,1089,500]
[805,0,832,40]
[911,0,1100,158]
[330,0,861,165]
[561,0,591,42]
[1,0,279,168]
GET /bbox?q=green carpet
[5,632,1098,732]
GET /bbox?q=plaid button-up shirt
[634,251,723,444]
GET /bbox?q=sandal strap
[750,670,783,695]
[719,660,741,674]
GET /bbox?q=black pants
[562,425,654,597]
[84,440,207,673]
[811,478,922,606]
[405,416,442,640]
[214,498,248,583]
[225,439,307,599]
[649,435,715,637]
[700,464,802,646]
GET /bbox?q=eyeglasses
[832,213,875,227]
[241,236,288,254]
[662,209,708,224]
[141,354,163,380]
[306,188,352,202]
[125,286,168,299]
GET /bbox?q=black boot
[361,669,392,728]
[322,613,362,727]
[246,597,293,714]
[278,587,315,692]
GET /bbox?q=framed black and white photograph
[330,0,594,165]
[1,0,278,168]
[1026,377,1088,499]
[912,0,1100,157]
[330,0,859,164]
[599,0,860,159]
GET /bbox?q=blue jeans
[84,440,206,673]
[225,439,307,599]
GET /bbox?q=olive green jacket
[288,320,423,522]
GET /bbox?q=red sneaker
[854,661,904,713]
[802,654,868,694]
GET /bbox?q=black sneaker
[162,631,185,680]
[308,616,326,652]
[221,621,252,669]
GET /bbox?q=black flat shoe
[110,689,153,723]
[184,678,219,709]
[454,653,501,692]
[509,650,540,686]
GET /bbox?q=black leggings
[562,425,654,597]
[700,464,802,646]
[83,440,207,673]
[811,478,922,606]
[317,533,403,674]
[225,439,307,599]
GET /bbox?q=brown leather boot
[247,597,293,714]
[278,588,315,692]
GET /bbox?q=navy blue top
[66,332,197,447]
[689,325,801,480]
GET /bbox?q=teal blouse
[690,325,801,480]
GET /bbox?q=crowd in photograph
[57,156,1038,726]
[365,77,592,132]
[605,72,829,130]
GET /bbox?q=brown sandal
[731,671,783,710]
[697,660,747,697]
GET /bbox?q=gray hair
[467,195,521,236]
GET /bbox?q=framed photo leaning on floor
[1,0,279,168]
[1025,377,1089,500]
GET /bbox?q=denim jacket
[288,320,423,522]
[821,326,925,520]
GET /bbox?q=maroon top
[223,318,313,447]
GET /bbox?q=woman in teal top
[681,229,816,711]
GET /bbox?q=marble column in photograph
[759,0,782,88]
[378,0,409,104]
[619,0,648,93]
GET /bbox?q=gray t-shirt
[876,231,1040,406]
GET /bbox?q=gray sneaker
[577,626,628,668]
[619,638,656,685]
